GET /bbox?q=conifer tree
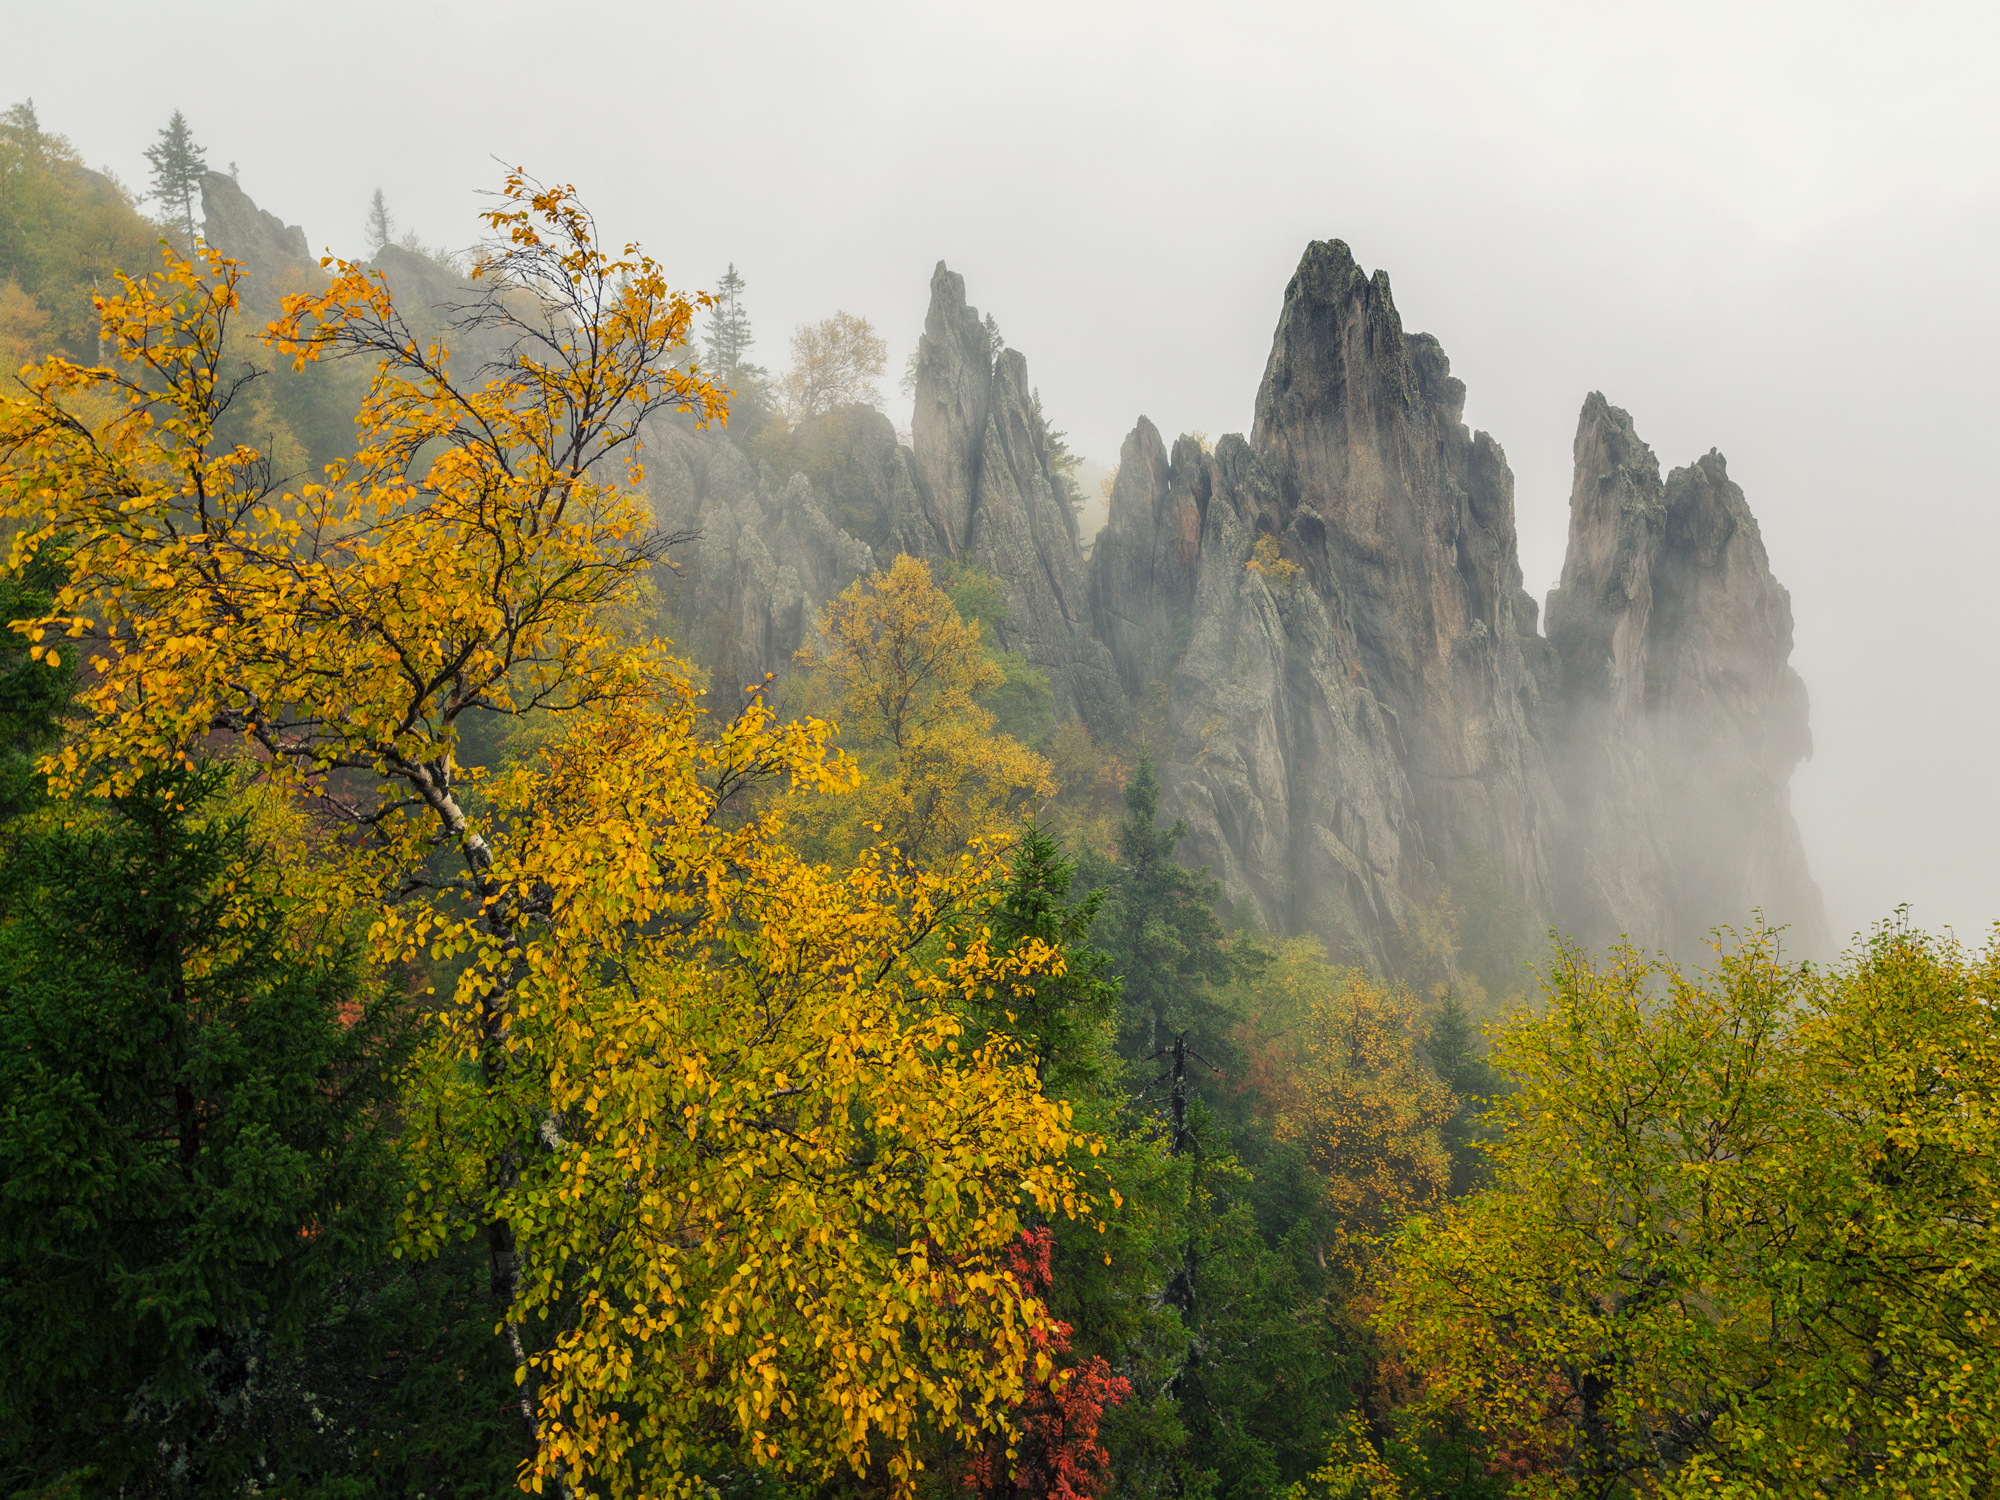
[0,764,411,1491]
[1083,751,1239,1062]
[704,260,756,376]
[143,109,206,250]
[364,185,394,253]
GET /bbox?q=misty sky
[9,0,1998,946]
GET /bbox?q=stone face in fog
[1545,394,1827,953]
[643,416,876,706]
[909,264,989,555]
[1091,240,1560,969]
[1085,416,1184,701]
[1087,242,1825,970]
[199,173,318,317]
[195,165,1825,969]
[908,265,1125,731]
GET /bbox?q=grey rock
[643,416,875,707]
[200,172,311,286]
[1095,240,1560,970]
[1545,394,1828,955]
[909,263,990,555]
[1091,239,1824,974]
[1085,416,1183,701]
[909,265,1124,732]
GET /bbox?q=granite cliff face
[200,172,311,290]
[1089,244,1823,966]
[194,175,1825,967]
[909,264,1124,729]
[1090,242,1562,969]
[1544,395,1826,954]
[642,416,878,701]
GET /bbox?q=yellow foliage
[1279,971,1452,1277]
[396,687,1093,1497]
[0,280,50,376]
[1381,924,2000,1497]
[1,177,1096,1497]
[0,171,720,888]
[793,554,1053,869]
[778,309,887,425]
[1287,1413,1408,1500]
[1246,531,1301,586]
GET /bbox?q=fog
[9,0,1996,945]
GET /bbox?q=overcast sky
[10,0,1998,946]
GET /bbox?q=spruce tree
[1082,751,1239,1063]
[0,764,413,1491]
[703,261,755,377]
[364,186,394,254]
[144,109,207,251]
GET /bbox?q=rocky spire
[908,263,1123,730]
[1544,394,1827,954]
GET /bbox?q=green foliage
[939,561,1055,745]
[1175,1124,1360,1500]
[705,261,758,379]
[0,764,430,1494]
[144,109,206,252]
[1382,920,2000,1497]
[0,550,75,819]
[983,823,1119,1094]
[944,560,1009,634]
[1082,752,1242,1067]
[0,101,161,365]
[1422,989,1499,1196]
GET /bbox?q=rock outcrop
[1090,242,1825,969]
[200,172,312,291]
[1091,242,1561,970]
[910,264,1125,731]
[189,175,1827,969]
[1544,395,1826,954]
[643,417,877,704]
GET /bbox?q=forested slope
[0,104,1984,1500]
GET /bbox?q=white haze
[8,0,1998,948]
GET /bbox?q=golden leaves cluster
[0,172,720,879]
[396,683,1094,1497]
[0,175,1100,1497]
[792,553,1053,870]
[1276,967,1453,1277]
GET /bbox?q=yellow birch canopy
[0,177,1101,1497]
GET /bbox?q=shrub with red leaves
[966,1229,1132,1500]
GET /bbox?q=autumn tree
[967,1229,1133,1500]
[1381,922,2000,1498]
[793,553,1053,870]
[377,689,1098,1497]
[1,177,1098,1496]
[779,308,887,423]
[1279,971,1453,1279]
[0,101,159,366]
[144,108,206,251]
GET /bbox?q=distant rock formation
[200,172,311,290]
[192,176,1827,967]
[643,416,877,702]
[1544,395,1826,954]
[1089,242,1825,966]
[1089,241,1561,970]
[909,264,1124,730]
